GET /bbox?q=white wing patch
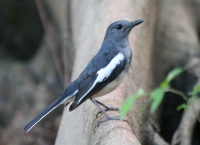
[77,53,124,103]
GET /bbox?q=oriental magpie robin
[23,20,144,133]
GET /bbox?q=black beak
[130,20,144,28]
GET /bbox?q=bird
[23,20,144,133]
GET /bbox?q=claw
[96,111,102,118]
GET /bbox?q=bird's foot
[96,107,120,118]
[97,116,127,127]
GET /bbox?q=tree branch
[35,0,64,86]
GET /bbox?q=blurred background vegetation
[0,0,64,144]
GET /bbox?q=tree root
[171,98,200,145]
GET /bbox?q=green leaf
[120,88,145,119]
[160,80,170,89]
[189,85,200,96]
[188,97,195,105]
[166,67,183,83]
[177,104,188,111]
[150,88,165,114]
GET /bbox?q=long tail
[23,94,68,133]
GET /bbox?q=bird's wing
[69,52,127,111]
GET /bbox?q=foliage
[120,89,145,119]
[150,88,165,114]
[120,67,200,122]
[120,67,185,118]
[177,85,200,111]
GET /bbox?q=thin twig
[35,0,64,86]
[167,88,188,101]
[167,88,200,122]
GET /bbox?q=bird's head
[104,20,144,43]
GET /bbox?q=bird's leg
[90,98,126,126]
[96,100,120,111]
[94,99,119,118]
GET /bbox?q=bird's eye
[116,24,122,29]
